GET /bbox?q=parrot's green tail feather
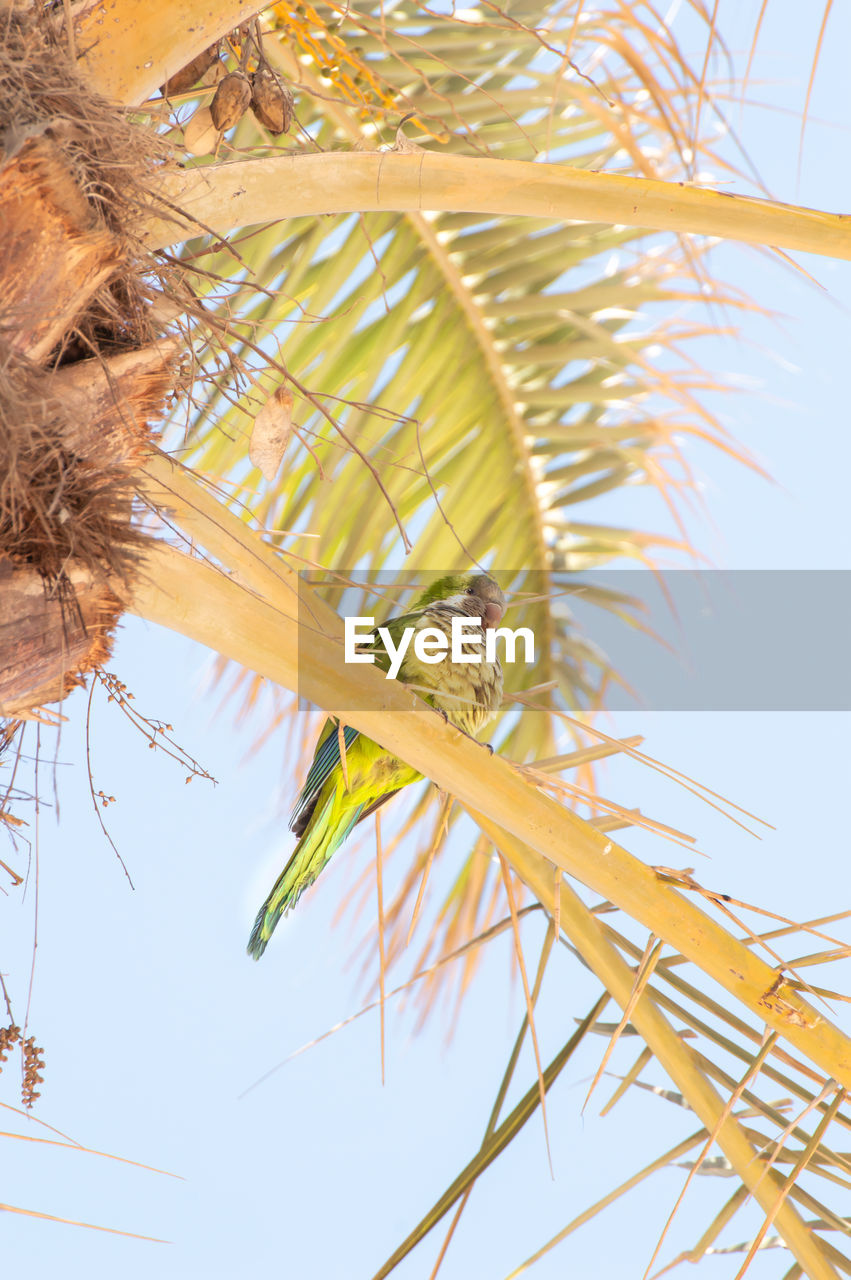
[247,799,363,959]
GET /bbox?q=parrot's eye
[466,586,475,594]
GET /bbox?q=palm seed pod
[250,67,294,135]
[210,71,251,132]
[184,105,220,156]
[162,45,220,97]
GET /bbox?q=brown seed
[210,71,252,132]
[250,68,295,135]
[162,45,221,97]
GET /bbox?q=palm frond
[160,0,763,1000]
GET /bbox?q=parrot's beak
[484,600,505,627]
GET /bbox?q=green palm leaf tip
[247,573,506,958]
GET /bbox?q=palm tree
[1,2,849,1274]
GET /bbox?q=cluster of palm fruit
[0,1023,45,1108]
[164,18,294,152]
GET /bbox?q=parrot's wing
[289,603,438,833]
[379,605,430,640]
[355,789,404,827]
[290,719,361,836]
[345,606,426,674]
[368,604,436,674]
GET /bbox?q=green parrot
[247,572,506,958]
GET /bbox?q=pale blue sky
[3,6,851,1278]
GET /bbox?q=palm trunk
[0,12,177,716]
